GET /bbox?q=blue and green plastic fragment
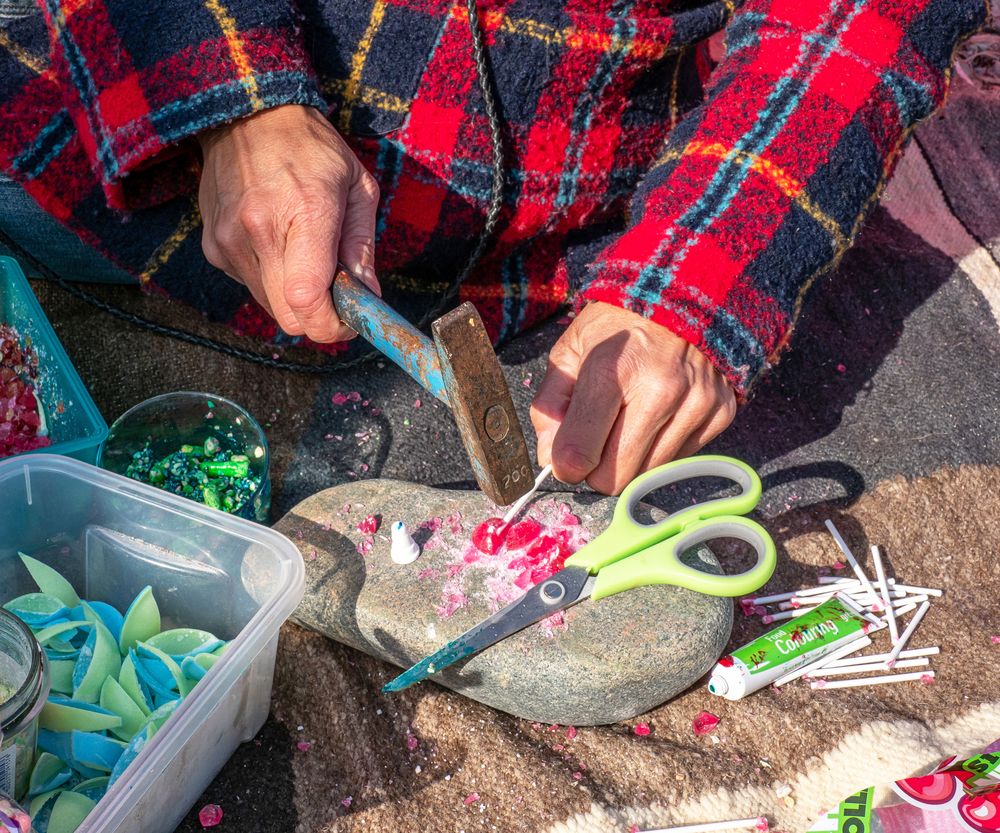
[2,554,228,833]
[124,434,260,514]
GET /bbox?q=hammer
[331,267,535,505]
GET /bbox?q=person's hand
[530,302,737,495]
[197,104,381,343]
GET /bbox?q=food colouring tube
[707,597,879,700]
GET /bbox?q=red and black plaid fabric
[0,0,987,396]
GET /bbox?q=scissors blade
[382,566,593,692]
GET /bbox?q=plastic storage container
[0,454,304,833]
[0,256,108,463]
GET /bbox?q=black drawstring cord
[0,0,505,375]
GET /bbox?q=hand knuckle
[284,279,326,314]
[212,218,242,255]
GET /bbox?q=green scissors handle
[564,455,776,601]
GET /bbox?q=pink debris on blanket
[463,793,480,805]
[332,392,349,405]
[341,796,353,809]
[296,740,312,752]
[357,514,380,535]
[572,771,582,780]
[991,635,1000,644]
[348,391,361,402]
[832,561,846,570]
[921,673,936,685]
[566,726,577,740]
[836,363,847,373]
[692,711,720,736]
[406,733,419,751]
[633,723,651,737]
[414,398,421,408]
[198,804,223,828]
[755,818,770,832]
[472,517,507,554]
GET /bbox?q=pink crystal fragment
[357,514,380,535]
[755,818,770,832]
[633,723,651,737]
[472,518,506,554]
[406,734,419,751]
[348,391,361,402]
[463,793,480,805]
[332,393,348,405]
[417,568,437,580]
[991,635,1000,644]
[414,398,421,408]
[832,561,845,570]
[341,796,353,809]
[198,804,223,828]
[836,363,847,373]
[921,673,935,685]
[565,726,577,740]
[356,537,374,556]
[572,771,582,780]
[692,711,720,736]
[296,740,312,752]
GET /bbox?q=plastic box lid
[1,256,108,463]
[0,454,305,832]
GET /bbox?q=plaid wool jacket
[0,0,987,395]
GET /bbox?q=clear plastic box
[1,256,108,463]
[0,454,305,833]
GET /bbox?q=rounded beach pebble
[278,480,732,726]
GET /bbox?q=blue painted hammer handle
[331,266,450,404]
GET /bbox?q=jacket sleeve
[40,0,327,209]
[578,0,988,399]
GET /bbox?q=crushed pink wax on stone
[692,711,720,736]
[357,514,380,535]
[505,518,542,550]
[356,537,374,556]
[414,398,421,408]
[296,740,312,752]
[463,793,480,805]
[198,804,223,828]
[633,723,651,737]
[472,518,507,554]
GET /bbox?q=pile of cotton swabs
[740,520,942,691]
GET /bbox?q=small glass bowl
[98,392,270,522]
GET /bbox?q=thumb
[338,169,381,297]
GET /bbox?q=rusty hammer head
[331,268,534,505]
[431,303,535,506]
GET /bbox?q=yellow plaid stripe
[451,5,672,60]
[323,78,409,116]
[0,30,47,75]
[139,201,202,286]
[204,0,263,111]
[340,0,388,133]
[658,140,847,250]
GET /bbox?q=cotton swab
[892,583,943,597]
[810,670,933,690]
[871,545,898,642]
[805,657,929,677]
[821,646,939,668]
[824,520,881,607]
[501,464,553,524]
[893,602,918,617]
[884,600,931,668]
[818,576,862,585]
[638,818,767,833]
[772,636,872,687]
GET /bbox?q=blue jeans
[0,174,137,284]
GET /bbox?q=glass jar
[0,609,49,802]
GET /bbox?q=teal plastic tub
[0,256,108,462]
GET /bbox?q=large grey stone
[277,480,732,726]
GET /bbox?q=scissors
[383,455,776,693]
